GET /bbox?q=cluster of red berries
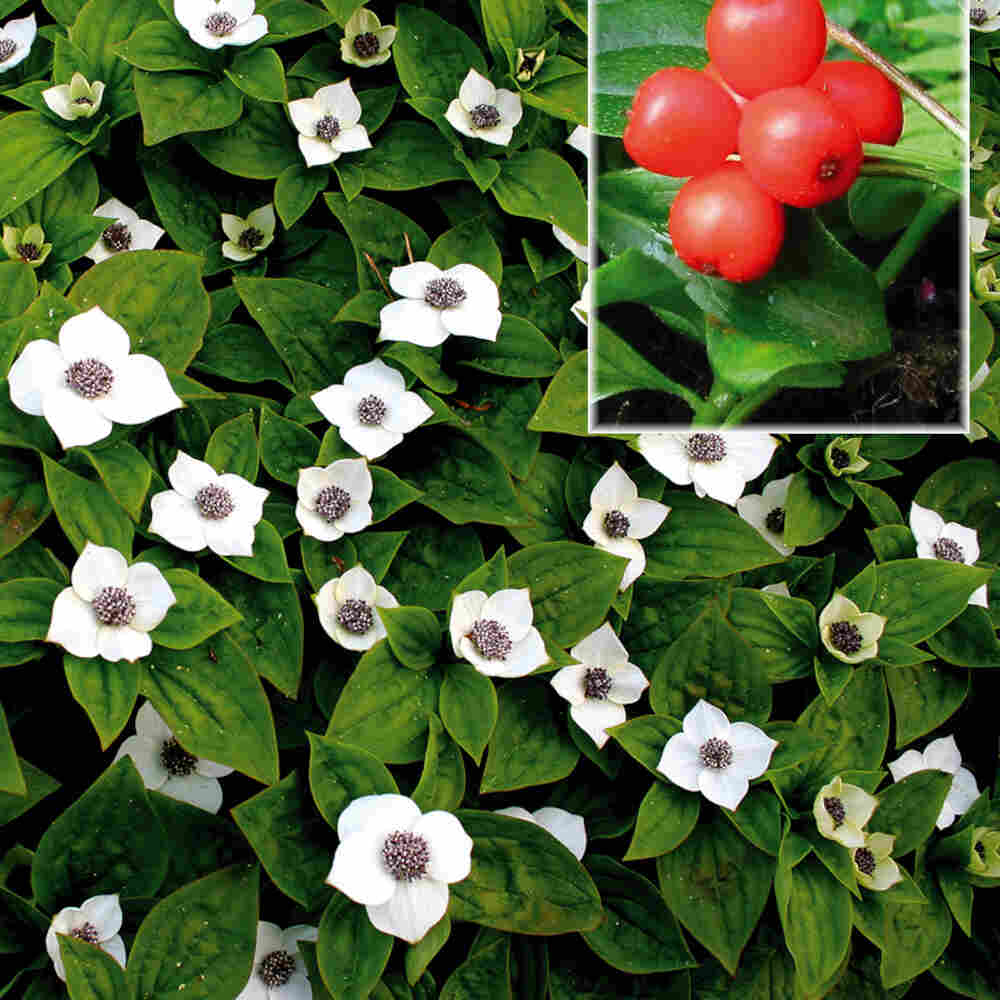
[623,0,903,282]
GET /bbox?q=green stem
[722,385,782,426]
[692,380,740,424]
[858,161,941,185]
[874,189,960,290]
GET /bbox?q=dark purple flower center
[699,737,733,769]
[687,432,726,463]
[353,31,380,57]
[336,598,374,635]
[357,394,387,426]
[102,222,132,252]
[467,619,511,660]
[0,38,17,62]
[204,10,237,35]
[73,96,93,106]
[70,922,100,944]
[971,7,988,24]
[583,667,613,700]
[66,358,114,399]
[160,738,198,777]
[829,446,851,470]
[237,226,264,251]
[469,103,501,129]
[257,949,296,988]
[933,537,964,562]
[602,509,630,538]
[314,485,351,523]
[195,484,235,520]
[765,507,786,534]
[92,586,136,626]
[15,242,40,261]
[854,846,876,876]
[382,830,430,881]
[824,796,846,828]
[829,621,862,655]
[316,114,340,141]
[424,277,466,309]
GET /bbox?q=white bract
[175,0,268,48]
[637,431,778,506]
[550,623,648,748]
[449,588,548,678]
[818,593,886,664]
[311,358,433,459]
[553,224,588,263]
[295,458,373,541]
[43,72,104,120]
[150,451,269,558]
[571,279,590,326]
[909,501,987,607]
[326,794,473,943]
[852,833,902,891]
[760,581,791,596]
[315,564,398,651]
[566,124,591,158]
[341,7,396,67]
[582,462,670,591]
[114,700,234,813]
[813,775,879,849]
[221,204,275,262]
[971,216,990,253]
[970,0,1000,31]
[445,68,522,146]
[972,361,991,392]
[0,14,36,72]
[46,894,126,982]
[47,543,175,663]
[288,80,372,167]
[887,735,980,830]
[656,700,777,811]
[379,261,502,347]
[8,306,182,449]
[86,198,164,263]
[236,922,318,1000]
[736,474,795,556]
[494,806,587,859]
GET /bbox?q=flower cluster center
[15,242,40,261]
[468,618,512,660]
[829,446,850,469]
[204,10,238,35]
[160,737,198,777]
[356,394,387,426]
[602,509,630,538]
[382,830,430,881]
[336,598,374,635]
[70,921,100,944]
[975,840,987,860]
[238,226,264,251]
[699,737,733,770]
[316,114,341,141]
[353,31,380,57]
[92,586,136,626]
[854,846,876,876]
[257,949,296,988]
[971,6,988,24]
[424,277,467,309]
[469,103,501,129]
[823,795,846,828]
[73,96,93,106]
[66,358,114,399]
[0,38,17,62]
[195,484,235,520]
[583,666,613,700]
[687,432,726,463]
[314,485,351,523]
[765,506,786,534]
[829,620,863,654]
[102,222,132,252]
[933,537,965,562]
[818,156,841,181]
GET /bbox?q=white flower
[113,700,234,812]
[553,224,588,263]
[8,306,183,449]
[379,261,502,347]
[45,894,126,982]
[150,451,269,558]
[174,0,268,49]
[0,13,36,72]
[550,623,648,748]
[970,0,1000,31]
[287,80,372,168]
[340,7,396,67]
[445,68,523,146]
[236,921,318,1000]
[971,216,990,253]
[311,358,433,460]
[43,72,105,120]
[637,431,778,506]
[566,124,591,159]
[494,806,586,859]
[813,775,879,849]
[656,700,778,811]
[972,361,991,392]
[736,474,795,556]
[315,564,398,651]
[761,581,791,596]
[295,458,373,541]
[909,501,988,607]
[47,543,176,662]
[582,462,670,591]
[572,279,590,326]
[852,832,902,891]
[449,588,549,678]
[818,593,886,664]
[887,735,981,830]
[326,793,473,943]
[972,144,994,171]
[86,198,165,264]
[221,204,275,262]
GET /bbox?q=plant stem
[827,21,967,144]
[874,188,960,290]
[692,380,740,424]
[723,385,781,426]
[858,161,940,185]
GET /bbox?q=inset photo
[591,0,968,430]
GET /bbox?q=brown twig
[363,252,392,298]
[403,232,415,264]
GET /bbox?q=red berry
[704,61,748,109]
[623,67,741,178]
[806,60,903,145]
[706,0,828,99]
[738,86,863,207]
[669,162,786,282]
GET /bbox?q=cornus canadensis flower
[909,502,988,607]
[288,80,372,168]
[970,0,1000,31]
[445,68,523,146]
[175,0,268,49]
[326,794,473,944]
[968,828,1000,877]
[736,474,795,556]
[295,458,373,541]
[114,701,234,813]
[972,144,994,171]
[971,216,990,253]
[852,832,902,891]
[8,305,182,448]
[46,894,126,982]
[825,436,868,477]
[888,735,980,830]
[494,806,586,859]
[514,47,545,82]
[813,775,879,849]
[379,261,502,347]
[637,431,778,506]
[819,593,886,664]
[566,124,591,159]
[550,623,648,748]
[43,73,105,120]
[311,358,433,460]
[86,198,164,263]
[0,13,36,72]
[553,224,588,263]
[47,543,176,662]
[449,587,549,678]
[221,204,275,262]
[340,7,396,67]
[656,700,777,811]
[571,279,590,326]
[582,462,670,591]
[150,451,269,558]
[236,922,318,1000]
[3,223,51,268]
[315,564,398,651]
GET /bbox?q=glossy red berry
[738,86,863,207]
[806,60,903,145]
[623,67,741,177]
[706,0,828,99]
[669,162,786,282]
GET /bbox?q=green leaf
[0,577,62,642]
[193,323,293,389]
[0,701,25,796]
[77,442,153,522]
[59,931,127,1000]
[868,770,953,856]
[593,325,700,411]
[149,567,241,649]
[915,457,1000,563]
[225,46,287,103]
[307,732,397,830]
[142,157,220,254]
[355,121,466,190]
[317,893,392,1000]
[727,588,815,683]
[412,713,465,813]
[380,606,441,671]
[275,163,328,229]
[0,757,60,826]
[134,69,243,144]
[927,604,1000,667]
[41,456,134,555]
[204,412,259,482]
[371,466,423,523]
[189,98,301,179]
[439,662,498,765]
[492,150,587,245]
[428,219,503,286]
[256,0,334,41]
[624,780,699,860]
[115,19,219,72]
[886,663,968,746]
[785,470,848,546]
[724,788,781,856]
[404,917,451,987]
[219,519,293,583]
[393,4,486,103]
[439,935,510,1000]
[452,316,561,380]
[63,654,139,749]
[258,407,320,486]
[609,713,680,777]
